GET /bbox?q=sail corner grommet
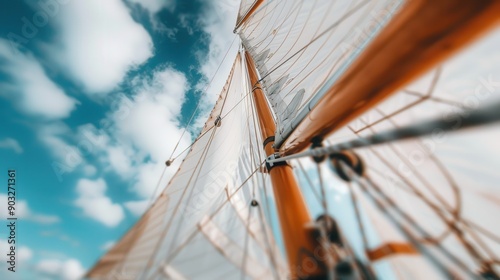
[250,200,259,207]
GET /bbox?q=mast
[234,0,264,32]
[276,0,500,155]
[244,51,327,279]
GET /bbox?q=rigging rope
[241,201,253,280]
[256,0,370,84]
[169,88,252,161]
[268,99,500,164]
[147,166,167,208]
[339,160,477,278]
[167,34,238,162]
[155,162,265,269]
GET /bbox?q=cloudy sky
[0,0,239,279]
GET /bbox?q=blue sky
[0,0,239,279]
[2,0,498,279]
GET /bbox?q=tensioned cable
[156,162,265,268]
[244,57,282,277]
[340,161,475,278]
[246,73,281,278]
[268,99,500,164]
[167,35,238,162]
[347,181,370,268]
[140,35,240,247]
[140,125,220,280]
[154,57,242,272]
[350,119,493,269]
[241,201,253,280]
[169,89,252,161]
[255,200,280,280]
[316,164,328,215]
[295,160,322,204]
[147,166,167,208]
[256,0,370,84]
[159,108,223,265]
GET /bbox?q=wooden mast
[245,51,327,279]
[234,0,264,32]
[278,0,500,155]
[239,1,500,278]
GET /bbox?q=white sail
[88,0,500,278]
[87,53,287,279]
[304,27,500,278]
[236,0,262,29]
[349,27,500,278]
[235,0,402,144]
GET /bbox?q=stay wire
[167,34,238,162]
[340,161,476,278]
[268,99,500,164]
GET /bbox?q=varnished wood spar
[234,0,264,32]
[280,0,500,155]
[245,51,327,279]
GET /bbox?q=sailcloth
[236,0,402,146]
[339,28,500,277]
[236,0,500,277]
[88,0,500,278]
[87,54,287,279]
[292,25,500,279]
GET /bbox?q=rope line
[167,35,238,161]
[268,99,500,163]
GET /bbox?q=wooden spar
[234,0,264,32]
[279,0,500,155]
[245,51,327,279]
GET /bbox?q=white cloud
[18,247,34,262]
[0,194,60,224]
[0,240,33,278]
[74,178,124,227]
[36,259,85,280]
[38,123,84,177]
[47,0,154,94]
[124,199,149,217]
[67,67,190,200]
[0,239,33,262]
[179,13,195,35]
[82,164,97,177]
[40,231,80,247]
[0,39,78,119]
[101,241,115,251]
[89,66,191,198]
[126,0,176,34]
[38,124,104,181]
[197,0,240,93]
[0,138,23,154]
[107,146,133,178]
[127,0,176,14]
[133,162,169,198]
[31,214,61,224]
[192,0,240,129]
